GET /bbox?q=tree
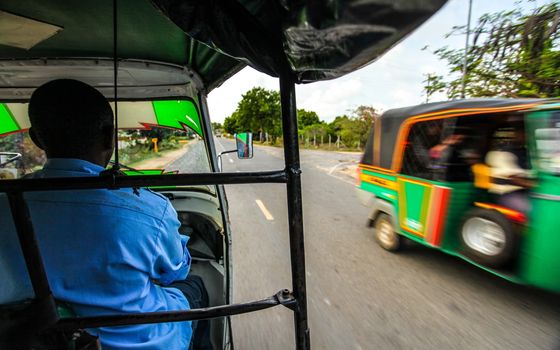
[301,123,328,146]
[211,122,223,131]
[327,105,379,149]
[429,2,560,98]
[223,113,239,134]
[297,109,320,129]
[423,73,446,102]
[227,87,282,143]
[350,105,379,147]
[0,133,45,173]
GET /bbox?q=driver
[1,79,210,349]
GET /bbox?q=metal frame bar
[54,290,295,330]
[198,91,236,344]
[6,192,53,301]
[280,75,310,350]
[0,170,287,192]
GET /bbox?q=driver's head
[28,79,114,166]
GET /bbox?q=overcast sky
[207,0,551,124]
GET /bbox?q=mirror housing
[235,132,253,159]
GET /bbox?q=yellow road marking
[255,199,274,221]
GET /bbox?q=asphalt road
[214,137,560,350]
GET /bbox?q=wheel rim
[377,219,395,247]
[462,217,506,256]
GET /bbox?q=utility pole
[461,0,473,99]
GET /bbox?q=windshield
[0,99,213,190]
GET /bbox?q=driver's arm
[150,201,191,285]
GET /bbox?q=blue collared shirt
[0,158,192,350]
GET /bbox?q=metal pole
[279,75,310,350]
[7,192,52,300]
[461,0,473,99]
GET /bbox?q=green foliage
[423,73,446,102]
[297,109,320,128]
[430,2,560,98]
[325,106,379,149]
[211,122,223,131]
[223,113,238,135]
[224,87,282,142]
[0,134,17,153]
[224,86,379,150]
[0,133,46,174]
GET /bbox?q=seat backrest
[0,194,35,304]
[0,295,59,346]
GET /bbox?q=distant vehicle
[357,99,560,293]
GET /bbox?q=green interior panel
[152,100,202,136]
[0,103,20,135]
[0,0,187,65]
[0,0,243,91]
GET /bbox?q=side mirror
[235,132,253,159]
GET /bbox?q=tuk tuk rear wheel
[374,213,401,251]
[460,208,518,269]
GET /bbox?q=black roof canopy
[0,0,447,93]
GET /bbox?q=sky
[207,0,552,124]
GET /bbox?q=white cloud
[207,68,276,123]
[207,0,549,124]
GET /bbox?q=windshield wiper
[0,152,22,168]
[108,161,145,174]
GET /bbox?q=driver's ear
[28,127,45,150]
[101,125,115,151]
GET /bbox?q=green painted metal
[359,170,397,204]
[438,182,483,251]
[400,179,430,233]
[361,170,396,182]
[519,107,560,292]
[0,104,20,135]
[152,100,202,137]
[519,174,560,291]
[122,169,167,176]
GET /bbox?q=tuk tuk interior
[0,0,448,349]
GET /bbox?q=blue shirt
[0,158,192,350]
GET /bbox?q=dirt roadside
[130,143,190,169]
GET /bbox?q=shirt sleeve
[151,201,191,286]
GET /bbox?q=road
[213,137,560,350]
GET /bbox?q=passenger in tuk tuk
[406,121,471,180]
[485,124,534,214]
[0,79,210,349]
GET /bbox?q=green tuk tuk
[357,99,560,293]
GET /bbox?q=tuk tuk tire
[459,208,518,269]
[374,213,401,252]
